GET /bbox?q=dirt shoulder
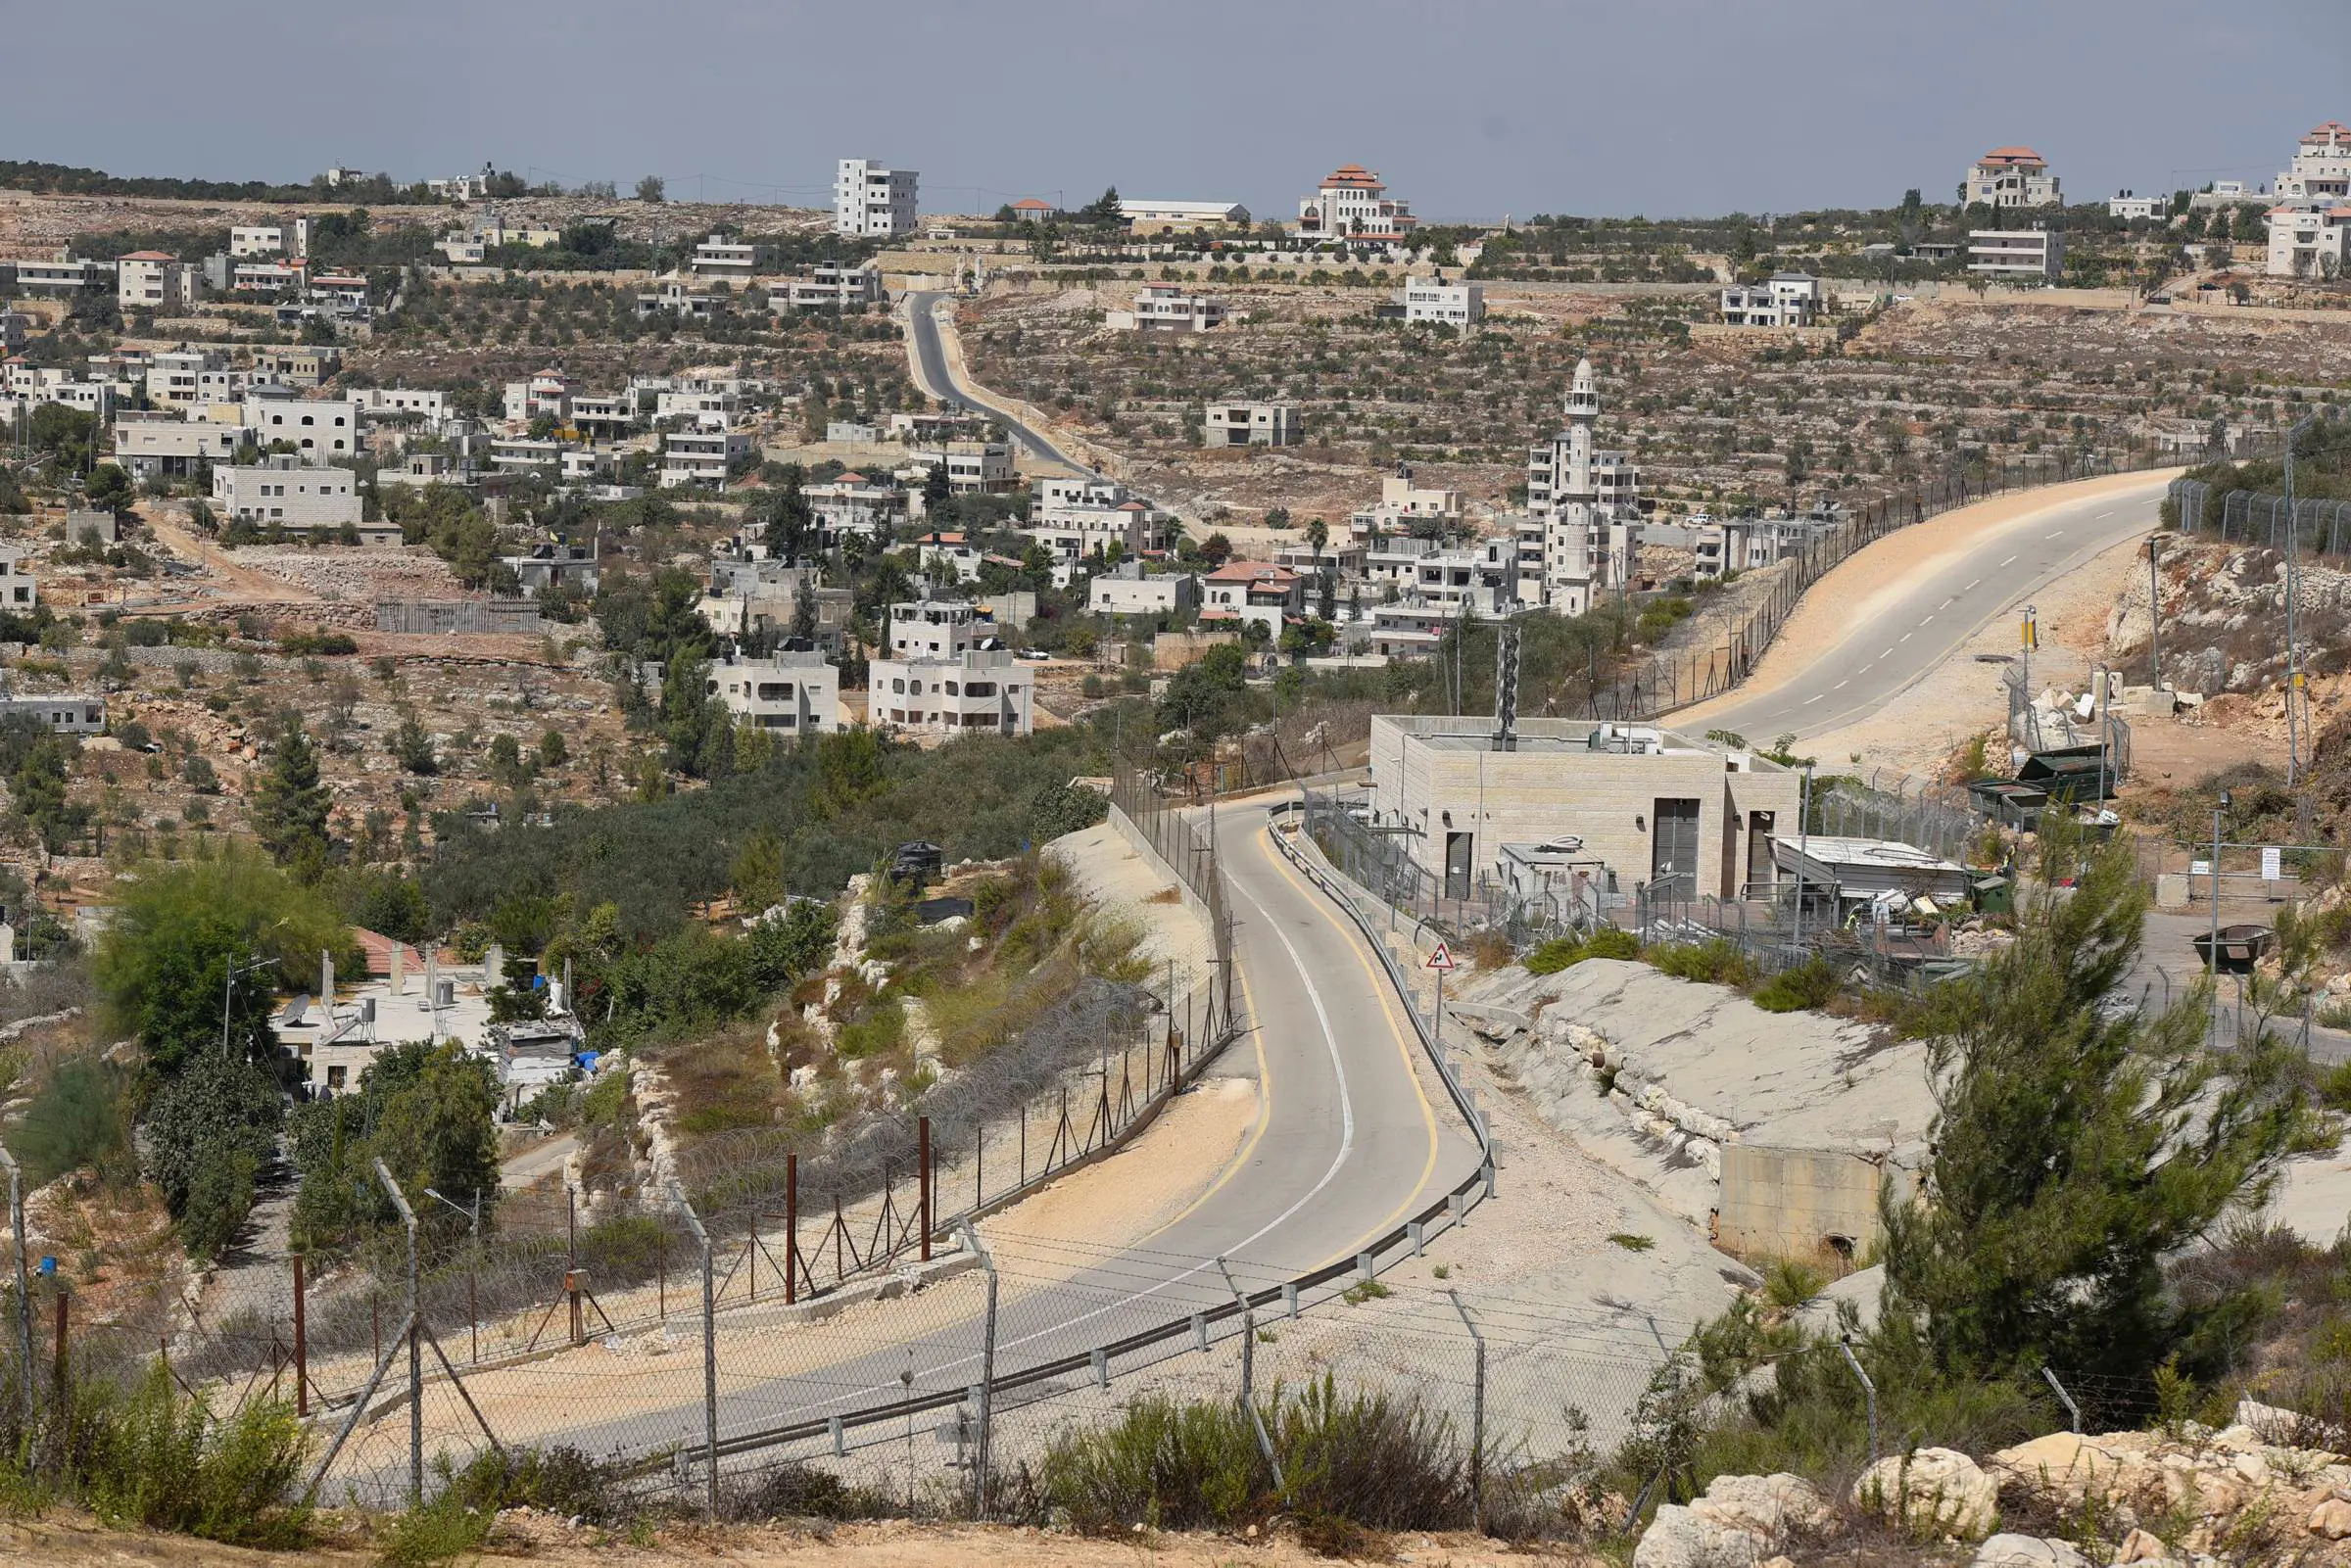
[0,1513,1574,1567]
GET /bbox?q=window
[890,678,905,693]
[966,681,995,697]
[944,681,960,696]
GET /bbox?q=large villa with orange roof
[2267,120,2351,277]
[1297,164,1418,242]
[1964,146,2062,209]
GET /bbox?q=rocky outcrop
[1632,1472,1831,1568]
[1854,1447,1999,1540]
[1972,1535,2087,1567]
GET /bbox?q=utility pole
[2210,788,2231,1043]
[2282,414,2315,786]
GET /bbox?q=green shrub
[2317,1059,2351,1114]
[1041,1393,1262,1533]
[836,997,906,1060]
[1649,939,1753,988]
[1523,927,1640,975]
[4,1055,131,1186]
[1752,956,1837,1013]
[80,1365,310,1546]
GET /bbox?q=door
[1444,831,1474,903]
[1650,798,1701,901]
[1746,810,1777,896]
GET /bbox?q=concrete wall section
[1715,1144,1918,1267]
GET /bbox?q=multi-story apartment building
[143,349,224,406]
[1200,400,1302,448]
[1297,165,1418,242]
[243,393,361,461]
[213,456,369,536]
[117,252,195,311]
[707,651,839,736]
[230,226,285,258]
[768,261,885,310]
[656,388,739,430]
[1718,271,1820,327]
[1521,359,1641,615]
[1968,228,2066,281]
[1400,275,1482,325]
[869,644,1033,737]
[0,546,38,608]
[835,159,918,238]
[2266,122,2351,277]
[661,429,748,489]
[1964,147,2062,209]
[504,369,578,426]
[352,387,453,429]
[690,234,766,281]
[568,393,638,437]
[911,440,1017,495]
[1200,561,1304,640]
[1113,284,1227,333]
[0,257,102,295]
[1026,477,1173,559]
[804,472,908,543]
[115,411,245,478]
[2106,191,2162,221]
[252,345,342,387]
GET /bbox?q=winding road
[903,290,1099,477]
[354,808,1482,1493]
[1675,473,2176,742]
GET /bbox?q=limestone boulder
[1988,1431,2163,1519]
[1971,1535,2087,1568]
[1854,1447,1999,1540]
[1633,1472,1832,1568]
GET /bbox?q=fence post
[2040,1366,2082,1434]
[1450,1289,1486,1532]
[0,1145,30,1432]
[785,1153,799,1305]
[292,1253,308,1418]
[1840,1336,1877,1463]
[918,1117,933,1263]
[959,1219,997,1521]
[1217,1258,1254,1409]
[51,1289,66,1399]
[671,1183,717,1525]
[373,1160,422,1507]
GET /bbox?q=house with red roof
[1297,164,1419,242]
[1964,146,2061,209]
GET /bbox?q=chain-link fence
[1604,444,2185,722]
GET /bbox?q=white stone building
[1111,285,1226,333]
[1201,401,1302,448]
[690,234,765,280]
[1400,275,1482,326]
[0,546,37,608]
[1964,147,2061,209]
[1089,564,1198,617]
[869,646,1033,738]
[1201,561,1303,640]
[769,261,884,310]
[244,394,362,462]
[117,252,194,311]
[2266,122,2351,278]
[1521,358,1642,614]
[836,159,918,237]
[1968,228,2065,281]
[662,429,749,489]
[213,457,367,535]
[1297,165,1417,242]
[708,650,839,735]
[1118,199,1249,231]
[115,411,244,478]
[1718,271,1819,327]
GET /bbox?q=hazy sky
[7,1,2346,220]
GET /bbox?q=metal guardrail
[678,798,1495,1469]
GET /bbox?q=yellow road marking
[1145,924,1273,1239]
[1256,822,1445,1268]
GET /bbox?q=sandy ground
[0,1513,1576,1567]
[1677,469,2180,729]
[1046,821,1215,980]
[1795,528,2150,782]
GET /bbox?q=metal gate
[1650,798,1701,900]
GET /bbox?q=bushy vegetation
[1036,1376,1471,1537]
[1523,927,1641,974]
[0,1364,310,1546]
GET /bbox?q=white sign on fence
[2189,860,2211,877]
[2263,846,2283,882]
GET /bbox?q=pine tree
[1879,840,2303,1382]
[253,718,331,874]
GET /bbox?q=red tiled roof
[1979,146,2045,166]
[119,251,175,261]
[353,927,424,978]
[1012,198,1054,211]
[1206,561,1297,584]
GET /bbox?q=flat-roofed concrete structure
[1367,715,1802,903]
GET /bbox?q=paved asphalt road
[904,291,1098,477]
[443,808,1481,1482]
[1679,475,2175,743]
